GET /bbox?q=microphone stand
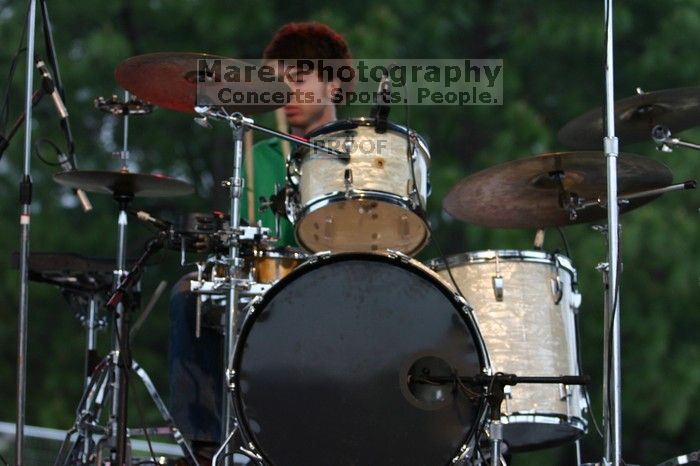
[15,1,39,465]
[412,373,590,466]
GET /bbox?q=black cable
[0,451,9,466]
[604,230,623,450]
[557,226,603,440]
[33,137,63,166]
[38,0,77,159]
[556,226,572,258]
[575,308,604,439]
[0,0,31,133]
[131,382,158,465]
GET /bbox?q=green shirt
[240,137,296,247]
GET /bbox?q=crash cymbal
[559,87,700,149]
[114,52,290,114]
[54,170,194,198]
[443,151,672,229]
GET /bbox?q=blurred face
[278,65,338,133]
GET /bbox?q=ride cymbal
[442,151,672,229]
[559,87,700,148]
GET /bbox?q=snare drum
[251,246,307,284]
[287,118,431,256]
[232,252,489,466]
[429,250,588,451]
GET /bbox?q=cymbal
[442,151,673,229]
[114,52,290,114]
[54,170,194,198]
[559,87,700,148]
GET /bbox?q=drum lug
[451,442,474,464]
[571,290,582,312]
[492,275,504,302]
[344,168,354,193]
[551,276,563,305]
[225,368,236,391]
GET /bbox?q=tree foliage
[0,1,697,464]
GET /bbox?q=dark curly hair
[263,22,354,93]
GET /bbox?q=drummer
[168,22,353,465]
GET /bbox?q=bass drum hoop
[231,251,491,465]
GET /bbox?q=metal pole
[603,0,622,464]
[121,91,129,170]
[16,1,38,464]
[85,295,98,388]
[112,206,129,465]
[221,123,245,466]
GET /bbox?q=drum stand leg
[53,354,200,466]
[220,118,246,466]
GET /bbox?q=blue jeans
[168,272,222,444]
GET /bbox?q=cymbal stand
[602,0,623,463]
[54,225,200,466]
[190,107,346,466]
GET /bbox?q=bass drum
[232,252,490,466]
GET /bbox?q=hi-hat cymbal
[559,87,700,149]
[114,52,290,114]
[443,151,672,229]
[54,170,194,198]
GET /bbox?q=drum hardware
[52,230,199,466]
[51,95,195,463]
[442,151,675,228]
[413,373,590,466]
[258,183,286,238]
[655,450,700,466]
[94,95,154,117]
[177,105,343,466]
[491,255,503,302]
[11,252,115,389]
[558,86,700,149]
[652,124,700,153]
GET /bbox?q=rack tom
[287,118,431,255]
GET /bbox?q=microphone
[36,56,93,212]
[36,58,68,122]
[56,151,92,211]
[130,209,172,231]
[370,70,392,133]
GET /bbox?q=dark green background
[0,0,698,464]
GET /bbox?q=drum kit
[17,49,697,466]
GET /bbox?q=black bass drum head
[232,252,488,466]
